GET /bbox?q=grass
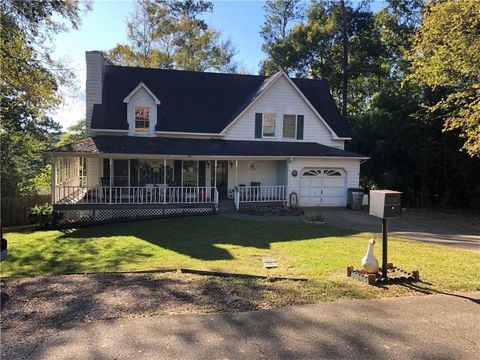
[1,216,479,301]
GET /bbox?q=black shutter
[198,161,206,186]
[130,160,139,186]
[255,113,262,138]
[174,160,182,186]
[103,159,110,180]
[296,115,304,140]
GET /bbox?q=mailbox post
[369,190,402,279]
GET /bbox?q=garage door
[299,169,346,206]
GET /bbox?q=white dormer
[123,82,160,136]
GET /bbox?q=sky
[51,0,266,129]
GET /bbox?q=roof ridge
[105,64,330,84]
[105,64,268,79]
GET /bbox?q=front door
[213,161,228,198]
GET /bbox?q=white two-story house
[50,51,366,223]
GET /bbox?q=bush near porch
[2,216,479,299]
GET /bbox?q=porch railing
[234,185,287,210]
[54,186,218,206]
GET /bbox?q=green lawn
[2,216,479,294]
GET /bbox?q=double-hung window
[282,114,296,139]
[135,107,150,133]
[262,113,275,137]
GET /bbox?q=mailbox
[369,190,402,218]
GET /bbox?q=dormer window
[135,107,150,133]
[124,83,160,136]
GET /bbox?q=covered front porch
[51,155,289,212]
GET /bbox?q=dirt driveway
[309,208,480,250]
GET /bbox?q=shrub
[28,203,62,227]
[310,213,324,222]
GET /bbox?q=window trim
[134,106,150,133]
[282,114,297,139]
[262,112,276,138]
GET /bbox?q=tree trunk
[340,0,348,117]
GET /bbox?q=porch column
[235,160,238,186]
[163,158,167,204]
[51,156,56,204]
[109,158,113,186]
[214,160,217,188]
[109,158,113,203]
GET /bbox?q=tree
[406,0,480,157]
[270,0,384,115]
[17,119,87,195]
[259,0,480,207]
[0,0,88,197]
[57,119,87,147]
[260,0,304,75]
[106,0,237,72]
[349,85,480,207]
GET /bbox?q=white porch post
[109,158,113,185]
[51,156,56,204]
[127,159,130,187]
[214,160,217,188]
[109,158,113,203]
[235,160,238,186]
[163,158,167,203]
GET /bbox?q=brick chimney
[85,51,106,136]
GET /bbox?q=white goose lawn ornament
[362,238,379,274]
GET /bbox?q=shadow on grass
[55,216,358,262]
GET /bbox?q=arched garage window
[302,169,342,176]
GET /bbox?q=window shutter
[130,160,138,186]
[174,160,182,186]
[255,113,262,138]
[198,161,206,187]
[103,159,110,180]
[296,115,304,140]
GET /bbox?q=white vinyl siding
[227,160,286,194]
[224,76,343,148]
[86,157,101,188]
[86,52,105,136]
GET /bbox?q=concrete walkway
[4,292,479,360]
[310,208,480,250]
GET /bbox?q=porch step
[218,199,235,212]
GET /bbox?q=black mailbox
[369,190,402,218]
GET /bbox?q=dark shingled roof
[50,136,365,158]
[91,66,350,137]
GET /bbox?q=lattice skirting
[57,207,215,225]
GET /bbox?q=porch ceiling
[49,135,367,159]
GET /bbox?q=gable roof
[91,65,350,138]
[50,136,365,158]
[221,71,347,139]
[123,82,161,104]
